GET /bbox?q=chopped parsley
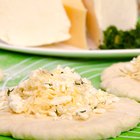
[100,20,140,49]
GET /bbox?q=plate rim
[0,43,140,58]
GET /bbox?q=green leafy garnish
[100,20,140,49]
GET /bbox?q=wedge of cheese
[62,0,88,49]
[0,0,71,46]
[93,0,138,30]
[82,0,102,47]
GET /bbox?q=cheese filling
[0,66,119,120]
[121,56,140,81]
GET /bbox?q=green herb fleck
[45,83,53,86]
[55,109,60,116]
[80,110,86,113]
[7,88,14,96]
[75,79,84,85]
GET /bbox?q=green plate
[0,50,140,140]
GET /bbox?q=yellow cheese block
[82,0,102,47]
[62,0,88,49]
[0,0,71,46]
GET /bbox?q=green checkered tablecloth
[0,50,140,140]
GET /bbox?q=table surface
[0,50,140,140]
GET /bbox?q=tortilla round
[101,63,140,102]
[0,98,140,140]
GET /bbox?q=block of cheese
[82,0,102,47]
[62,0,88,49]
[94,0,138,30]
[0,0,71,46]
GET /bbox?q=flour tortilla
[101,63,140,102]
[0,98,140,140]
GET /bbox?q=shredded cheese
[0,66,119,120]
